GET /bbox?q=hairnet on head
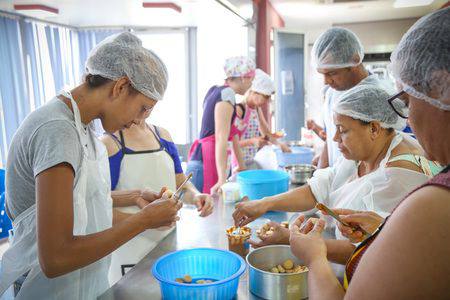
[251,69,275,96]
[389,7,450,111]
[312,27,364,69]
[86,32,168,101]
[224,56,256,78]
[333,83,406,130]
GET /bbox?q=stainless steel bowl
[284,164,316,185]
[246,245,308,299]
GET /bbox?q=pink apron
[188,125,240,194]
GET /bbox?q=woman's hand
[332,208,384,243]
[192,193,214,217]
[135,187,166,209]
[252,137,270,149]
[289,215,327,266]
[233,198,269,227]
[250,221,290,248]
[138,190,183,229]
[278,142,292,153]
[210,180,225,196]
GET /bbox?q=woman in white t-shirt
[0,32,182,299]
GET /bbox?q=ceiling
[0,0,446,28]
[238,0,446,28]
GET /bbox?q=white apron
[108,127,176,285]
[324,133,429,240]
[0,91,113,299]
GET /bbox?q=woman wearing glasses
[289,7,450,299]
[233,82,440,273]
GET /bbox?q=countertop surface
[99,195,307,300]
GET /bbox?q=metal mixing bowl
[246,245,308,299]
[284,164,316,185]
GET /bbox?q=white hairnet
[333,83,406,130]
[223,56,256,78]
[251,69,275,96]
[86,32,168,101]
[312,27,364,69]
[390,7,450,111]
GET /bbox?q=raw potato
[283,259,294,270]
[164,188,174,198]
[175,278,184,283]
[183,274,192,283]
[277,265,286,273]
[196,279,206,284]
[268,260,309,274]
[270,267,279,273]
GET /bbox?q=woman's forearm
[215,138,228,182]
[308,258,346,300]
[325,239,356,265]
[111,189,141,207]
[40,212,146,278]
[112,208,133,225]
[261,185,317,212]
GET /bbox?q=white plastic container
[221,182,241,203]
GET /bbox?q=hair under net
[86,32,168,101]
[312,27,364,69]
[390,7,450,111]
[333,83,406,130]
[224,56,256,78]
[251,69,275,96]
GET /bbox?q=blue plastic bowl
[237,170,289,200]
[152,248,246,300]
[275,146,314,167]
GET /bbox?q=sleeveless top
[343,164,450,289]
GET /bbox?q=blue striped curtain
[0,12,120,166]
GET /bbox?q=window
[137,30,189,144]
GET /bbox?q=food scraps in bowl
[174,274,217,284]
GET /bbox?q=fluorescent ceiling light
[393,0,434,8]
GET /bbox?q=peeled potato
[175,278,184,283]
[163,188,175,198]
[277,265,285,273]
[183,274,192,283]
[283,259,294,270]
[270,267,279,273]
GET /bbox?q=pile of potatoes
[268,259,308,274]
[175,274,214,284]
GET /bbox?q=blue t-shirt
[108,127,183,190]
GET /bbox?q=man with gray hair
[311,27,387,168]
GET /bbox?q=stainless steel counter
[99,198,299,300]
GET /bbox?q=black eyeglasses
[387,90,408,119]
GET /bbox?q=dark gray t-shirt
[5,97,97,220]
